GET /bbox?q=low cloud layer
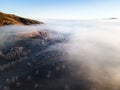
[44,20,120,89]
[1,20,120,90]
[60,20,120,89]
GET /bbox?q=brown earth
[0,12,43,26]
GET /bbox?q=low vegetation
[0,12,43,26]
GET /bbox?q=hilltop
[0,12,43,26]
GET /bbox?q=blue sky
[0,0,120,20]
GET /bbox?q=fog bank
[1,20,120,90]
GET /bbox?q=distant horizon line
[1,11,120,21]
[34,17,120,21]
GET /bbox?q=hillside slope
[0,12,43,26]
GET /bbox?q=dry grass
[0,12,43,26]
